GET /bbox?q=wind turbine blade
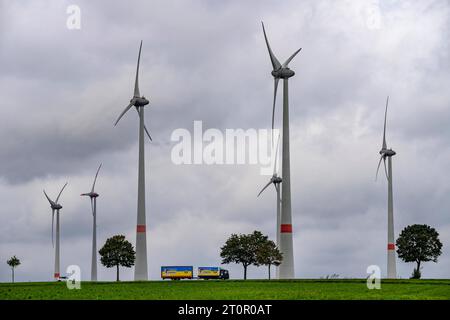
[382,96,389,149]
[51,209,55,248]
[261,22,281,70]
[43,190,54,206]
[134,40,142,97]
[144,124,152,141]
[114,103,133,126]
[383,157,389,180]
[375,155,383,181]
[134,107,152,141]
[282,48,302,68]
[271,78,279,136]
[273,133,281,176]
[55,182,68,204]
[257,181,272,197]
[90,198,94,217]
[274,183,279,192]
[91,163,102,193]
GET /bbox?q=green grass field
[1,279,450,300]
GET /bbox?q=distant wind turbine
[114,40,152,281]
[376,96,397,279]
[43,182,68,280]
[258,135,282,279]
[81,163,102,282]
[262,21,301,279]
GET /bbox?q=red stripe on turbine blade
[54,273,60,278]
[280,224,293,233]
[387,243,395,250]
[137,225,146,233]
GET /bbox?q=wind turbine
[81,163,102,281]
[43,182,68,280]
[376,96,397,279]
[262,22,301,279]
[114,40,152,281]
[258,135,282,279]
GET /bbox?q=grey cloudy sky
[0,0,449,282]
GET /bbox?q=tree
[255,240,282,280]
[220,231,268,280]
[7,256,21,283]
[99,235,135,281]
[396,224,443,279]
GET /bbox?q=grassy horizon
[1,279,450,300]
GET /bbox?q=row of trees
[220,225,443,280]
[103,225,443,280]
[5,232,281,282]
[4,224,443,282]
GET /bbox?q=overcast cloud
[0,0,449,282]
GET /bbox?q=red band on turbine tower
[54,273,60,278]
[280,224,293,233]
[387,243,395,250]
[137,225,146,233]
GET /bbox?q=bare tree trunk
[268,265,271,280]
[116,265,120,282]
[243,265,247,280]
[12,268,14,283]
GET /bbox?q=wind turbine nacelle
[380,149,396,157]
[132,97,149,107]
[52,204,63,210]
[272,68,295,79]
[385,149,396,156]
[272,176,282,184]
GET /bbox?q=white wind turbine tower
[81,163,102,281]
[376,96,397,279]
[114,40,152,281]
[262,22,301,279]
[258,135,282,279]
[43,182,68,280]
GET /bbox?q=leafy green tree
[220,231,268,280]
[7,256,21,283]
[99,235,135,281]
[255,240,282,280]
[396,224,443,279]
